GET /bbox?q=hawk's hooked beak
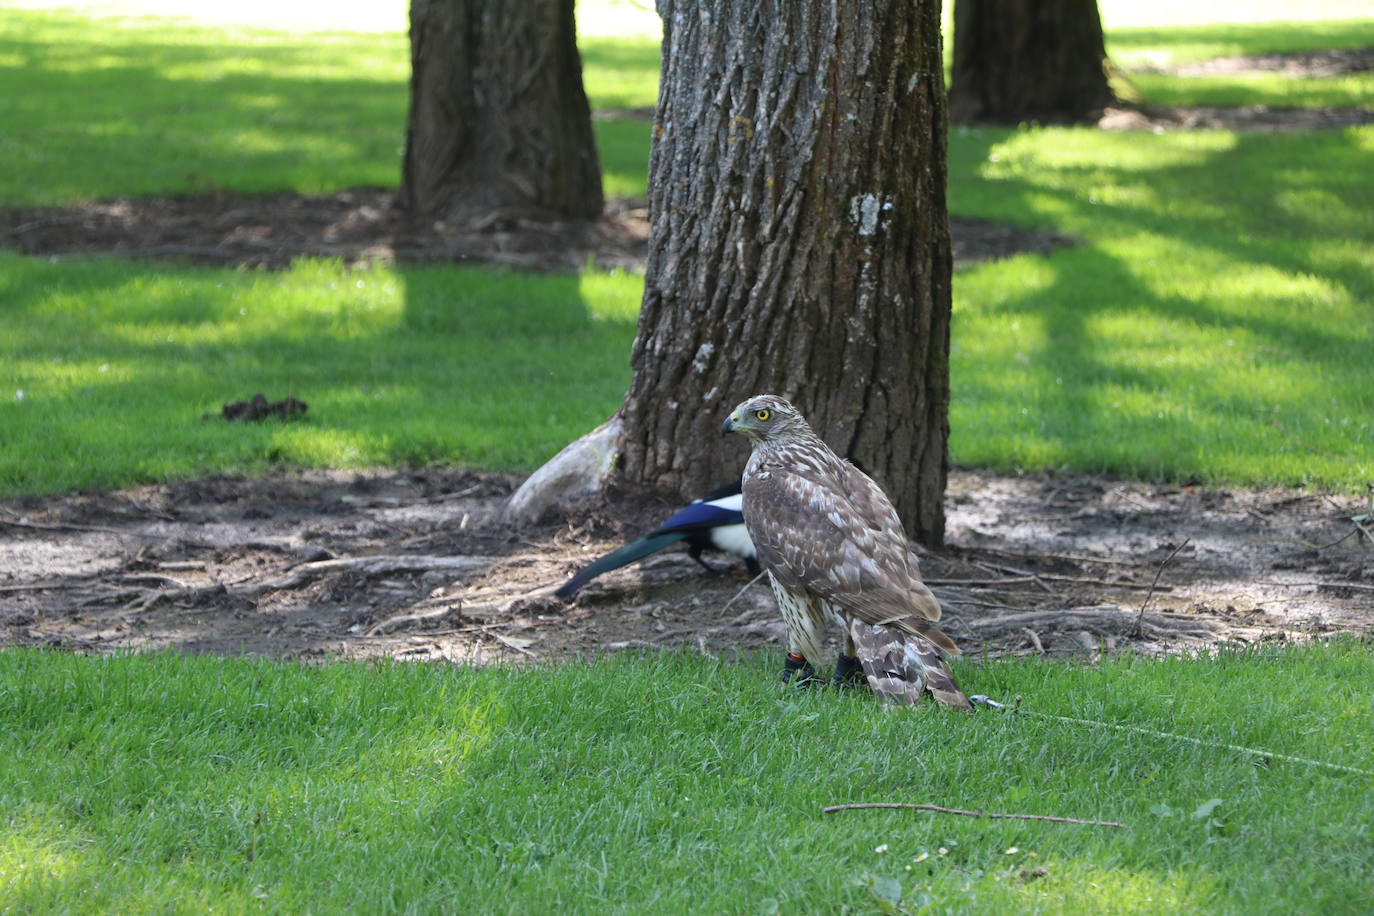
[721,413,737,436]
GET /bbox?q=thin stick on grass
[822,803,1125,828]
[971,697,1374,778]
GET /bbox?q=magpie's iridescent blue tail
[553,533,687,600]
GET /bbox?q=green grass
[1108,20,1374,109]
[1108,18,1374,66]
[947,126,1374,487]
[0,256,640,492]
[2,642,1372,913]
[2,5,1373,494]
[0,9,657,206]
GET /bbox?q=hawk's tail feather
[913,640,973,711]
[898,615,961,657]
[849,619,972,710]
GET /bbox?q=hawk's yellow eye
[754,408,771,421]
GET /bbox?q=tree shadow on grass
[947,125,1373,484]
[0,255,637,496]
[0,10,410,204]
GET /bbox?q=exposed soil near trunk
[1099,104,1374,132]
[4,469,1370,667]
[1130,46,1374,79]
[0,191,1076,272]
[1105,47,1374,132]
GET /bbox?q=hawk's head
[721,394,806,443]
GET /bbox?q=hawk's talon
[781,654,820,688]
[832,653,866,689]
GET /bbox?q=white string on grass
[970,696,1374,779]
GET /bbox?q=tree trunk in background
[617,0,952,547]
[949,0,1113,124]
[400,0,603,223]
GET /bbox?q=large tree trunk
[400,0,603,223]
[617,0,953,547]
[949,0,1114,124]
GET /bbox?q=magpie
[554,482,760,601]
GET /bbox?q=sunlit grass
[2,642,1372,912]
[1125,70,1374,109]
[1108,17,1374,66]
[946,125,1374,488]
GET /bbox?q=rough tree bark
[949,0,1114,124]
[617,0,953,547]
[400,0,603,223]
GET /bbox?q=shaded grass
[2,642,1372,913]
[0,10,410,205]
[0,10,656,206]
[0,256,640,494]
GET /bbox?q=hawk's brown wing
[743,459,958,656]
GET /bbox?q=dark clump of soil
[2,468,1369,668]
[215,393,308,423]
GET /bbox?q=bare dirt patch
[1099,104,1374,132]
[1105,47,1374,132]
[0,190,1074,272]
[3,469,1370,665]
[1131,47,1374,79]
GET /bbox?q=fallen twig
[1022,627,1046,654]
[0,581,96,593]
[822,803,1125,828]
[0,517,176,539]
[529,610,598,627]
[1132,538,1191,637]
[1042,572,1168,591]
[979,547,1144,568]
[365,603,460,635]
[492,632,537,658]
[1246,529,1358,551]
[719,570,768,615]
[121,573,193,589]
[937,595,1031,612]
[925,575,1037,588]
[977,561,1062,598]
[1259,579,1374,593]
[429,484,484,503]
[928,572,1168,592]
